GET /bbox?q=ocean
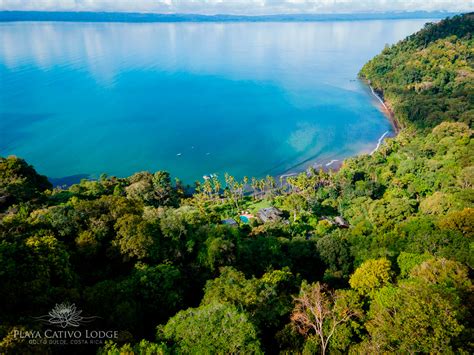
[0,19,432,184]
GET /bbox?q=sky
[0,0,473,15]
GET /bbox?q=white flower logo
[34,303,98,328]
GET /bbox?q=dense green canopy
[0,13,473,354]
[360,13,474,130]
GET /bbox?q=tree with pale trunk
[291,282,361,355]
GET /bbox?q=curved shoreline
[368,83,401,133]
[369,84,389,111]
[370,131,390,155]
[276,82,399,181]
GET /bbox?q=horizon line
[0,10,464,23]
[0,10,463,15]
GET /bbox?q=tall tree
[159,302,262,354]
[291,282,361,355]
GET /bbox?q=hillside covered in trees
[0,13,473,354]
[360,12,473,130]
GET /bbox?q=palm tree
[251,177,259,199]
[202,179,213,199]
[211,175,221,200]
[266,175,276,198]
[224,174,240,210]
[258,179,266,199]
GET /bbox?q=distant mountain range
[0,11,461,23]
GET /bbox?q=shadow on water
[48,174,90,187]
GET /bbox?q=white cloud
[0,0,472,15]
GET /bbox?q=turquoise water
[0,20,431,183]
[240,216,250,223]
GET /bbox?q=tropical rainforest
[0,13,473,354]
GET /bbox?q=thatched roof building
[257,207,283,223]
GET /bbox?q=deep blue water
[0,19,432,183]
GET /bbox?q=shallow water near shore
[0,19,432,183]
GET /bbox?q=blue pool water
[0,19,432,183]
[240,216,250,223]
